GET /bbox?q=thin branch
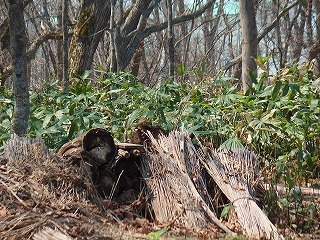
[2,31,67,80]
[127,0,215,40]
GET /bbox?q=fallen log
[58,128,117,167]
[264,183,320,197]
[58,128,118,198]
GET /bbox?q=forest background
[0,0,319,236]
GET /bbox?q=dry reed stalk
[3,134,50,167]
[33,227,72,240]
[0,135,121,239]
[141,131,234,234]
[201,148,284,240]
[2,134,104,207]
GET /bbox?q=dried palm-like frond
[201,148,284,240]
[141,131,234,234]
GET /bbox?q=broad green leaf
[147,227,169,240]
[108,89,124,94]
[249,69,257,84]
[55,109,69,120]
[42,113,54,128]
[221,204,236,220]
[282,83,289,96]
[178,64,185,75]
[81,70,92,79]
[272,80,282,100]
[219,138,243,151]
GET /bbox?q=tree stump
[58,128,117,166]
[58,128,118,198]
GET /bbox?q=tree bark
[292,4,306,63]
[166,0,175,78]
[68,0,111,78]
[239,0,258,93]
[310,0,320,74]
[7,0,29,136]
[62,0,69,92]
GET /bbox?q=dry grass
[0,135,126,239]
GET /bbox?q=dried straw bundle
[141,131,234,234]
[201,148,284,240]
[0,135,116,239]
[2,135,101,205]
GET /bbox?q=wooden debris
[116,142,144,150]
[117,149,130,159]
[130,120,168,145]
[1,129,307,239]
[58,128,118,198]
[264,183,320,197]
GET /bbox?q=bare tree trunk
[7,0,29,135]
[68,0,111,78]
[292,4,306,62]
[239,0,257,93]
[176,0,187,68]
[57,6,63,82]
[166,0,175,78]
[131,40,145,76]
[109,0,117,72]
[62,0,69,92]
[310,0,320,74]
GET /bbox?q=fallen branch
[264,183,320,197]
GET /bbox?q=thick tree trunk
[62,0,69,91]
[166,0,175,78]
[131,40,145,76]
[68,0,111,78]
[292,4,306,63]
[311,0,320,74]
[239,0,258,93]
[7,0,29,136]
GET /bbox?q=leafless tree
[1,0,319,89]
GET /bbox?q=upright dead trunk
[57,4,63,82]
[239,0,257,93]
[7,0,29,136]
[68,0,111,78]
[109,0,117,72]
